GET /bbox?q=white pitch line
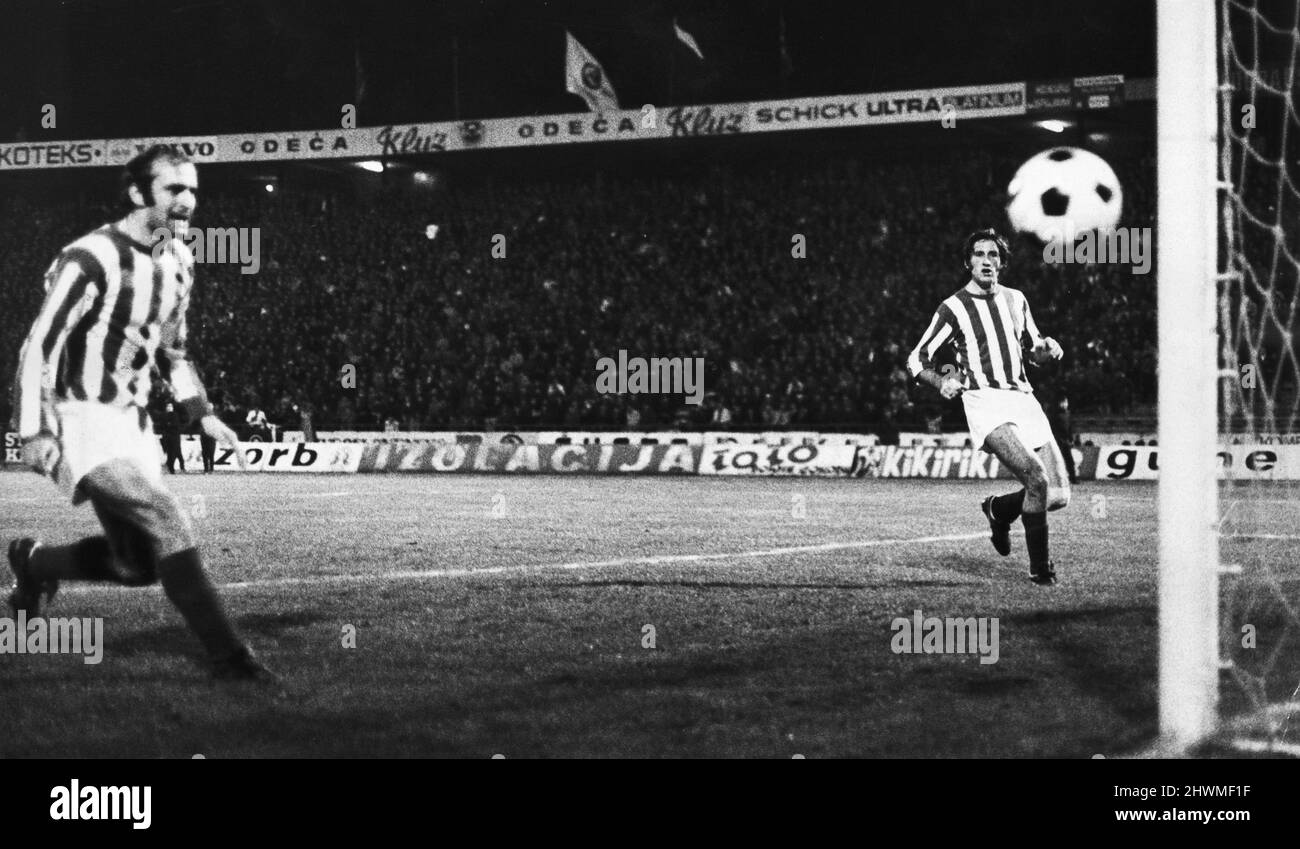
[206,531,988,591]
[47,531,988,596]
[1230,738,1300,757]
[1223,534,1300,541]
[182,490,355,499]
[1109,497,1300,505]
[0,491,358,504]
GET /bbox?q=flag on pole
[565,30,620,112]
[673,18,704,61]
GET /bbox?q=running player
[907,228,1071,585]
[8,145,272,678]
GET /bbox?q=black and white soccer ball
[1006,147,1123,243]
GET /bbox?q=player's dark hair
[119,144,191,209]
[962,228,1011,268]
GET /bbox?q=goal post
[1156,0,1220,751]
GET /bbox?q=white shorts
[962,388,1054,453]
[54,401,162,503]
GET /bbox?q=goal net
[1214,0,1300,756]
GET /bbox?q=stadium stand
[0,147,1154,438]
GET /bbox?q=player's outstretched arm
[915,368,965,399]
[907,307,962,399]
[1027,337,1064,365]
[20,433,61,477]
[157,252,245,470]
[1022,297,1063,365]
[12,255,101,440]
[199,414,249,470]
[157,297,216,424]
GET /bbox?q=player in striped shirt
[7,145,273,680]
[907,229,1072,585]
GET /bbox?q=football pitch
[0,471,1290,758]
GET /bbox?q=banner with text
[851,445,1010,479]
[2,432,22,466]
[358,442,700,475]
[179,440,362,473]
[1095,444,1300,481]
[698,443,860,476]
[0,82,1027,172]
[749,82,1025,131]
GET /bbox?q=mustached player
[906,228,1071,584]
[7,145,272,679]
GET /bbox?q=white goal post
[1156,0,1220,751]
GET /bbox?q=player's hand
[22,434,61,476]
[939,377,964,399]
[1034,337,1064,362]
[199,414,248,470]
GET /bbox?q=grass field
[0,470,1295,758]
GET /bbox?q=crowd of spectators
[0,144,1157,436]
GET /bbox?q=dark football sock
[30,538,120,581]
[991,489,1026,523]
[1022,511,1049,564]
[157,548,244,661]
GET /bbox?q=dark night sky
[0,0,1156,140]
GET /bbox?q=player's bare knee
[1024,467,1049,501]
[144,491,196,559]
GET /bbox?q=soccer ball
[1005,147,1123,243]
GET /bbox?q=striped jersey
[906,281,1045,393]
[11,224,208,438]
